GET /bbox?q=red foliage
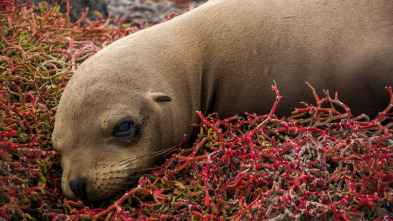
[0,1,134,220]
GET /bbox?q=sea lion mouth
[84,167,160,202]
[63,148,172,202]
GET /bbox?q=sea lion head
[52,57,178,202]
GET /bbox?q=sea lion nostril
[69,178,88,200]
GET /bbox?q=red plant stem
[197,111,225,148]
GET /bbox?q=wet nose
[69,178,88,201]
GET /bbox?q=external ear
[150,92,172,102]
[157,96,172,102]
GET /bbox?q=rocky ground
[107,0,208,25]
[17,0,207,26]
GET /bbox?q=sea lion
[52,0,393,202]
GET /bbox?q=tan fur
[52,0,393,201]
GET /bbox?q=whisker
[110,147,172,168]
[106,187,134,190]
[107,182,139,185]
[103,166,160,175]
[113,176,140,180]
[110,155,145,168]
[104,175,140,180]
[109,175,146,180]
[117,148,171,167]
[117,166,161,174]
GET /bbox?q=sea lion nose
[69,178,88,201]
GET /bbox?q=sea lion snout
[60,151,150,201]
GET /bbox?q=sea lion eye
[113,120,134,137]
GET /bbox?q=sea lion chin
[52,0,393,201]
